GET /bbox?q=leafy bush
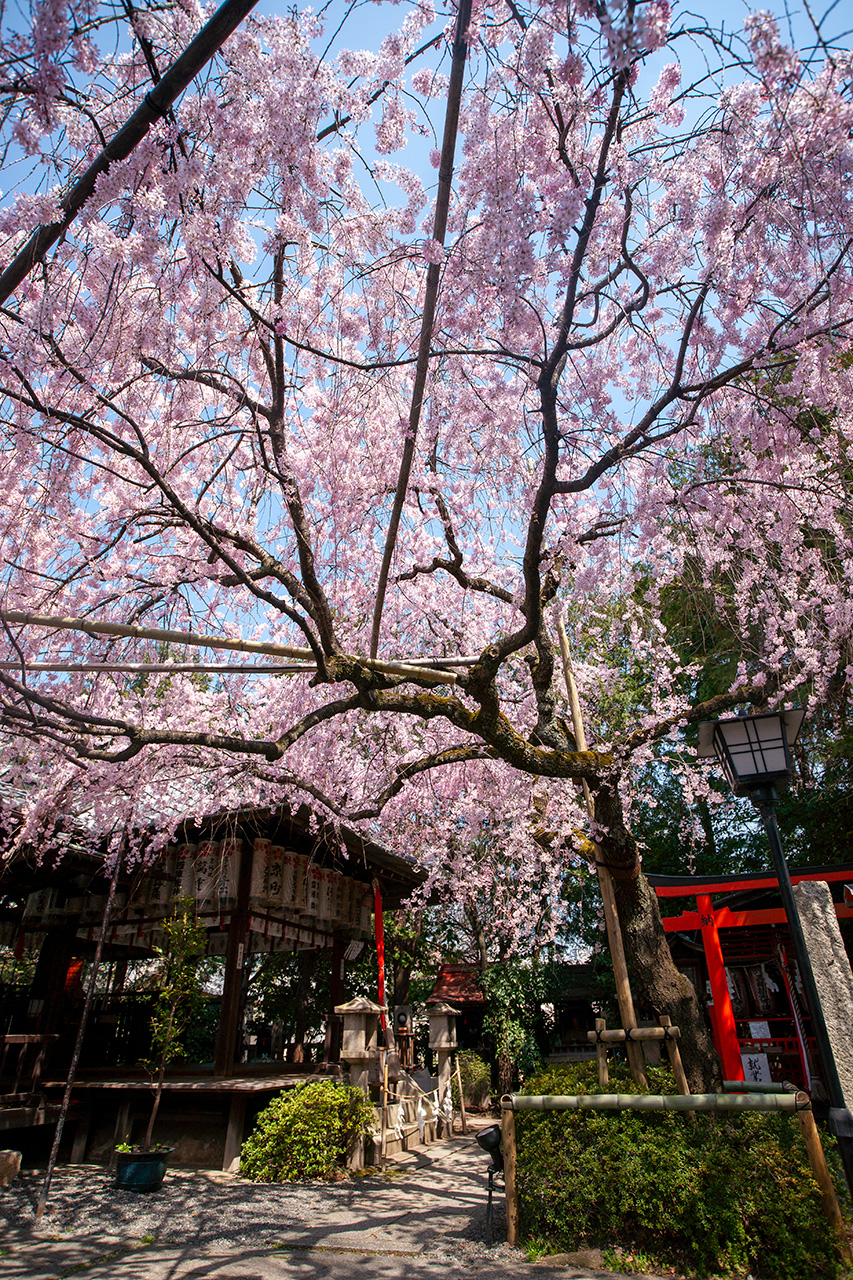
[452,1049,491,1109]
[515,1062,843,1279]
[481,960,545,1092]
[240,1081,375,1181]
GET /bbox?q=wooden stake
[501,1100,519,1246]
[660,1016,690,1096]
[595,1017,609,1089]
[557,618,647,1089]
[797,1104,853,1266]
[454,1055,468,1134]
[379,1051,389,1167]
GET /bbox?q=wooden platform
[35,1069,319,1169]
[41,1072,311,1093]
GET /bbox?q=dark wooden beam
[214,841,255,1077]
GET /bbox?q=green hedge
[240,1080,374,1181]
[515,1062,844,1279]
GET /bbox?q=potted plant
[115,895,207,1191]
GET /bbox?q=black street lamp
[697,708,853,1196]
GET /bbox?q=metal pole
[752,786,853,1197]
[35,846,123,1217]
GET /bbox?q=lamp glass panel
[714,714,790,786]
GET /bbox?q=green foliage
[451,1049,491,1108]
[146,895,207,1075]
[249,950,332,1036]
[240,1081,375,1182]
[182,991,221,1063]
[482,960,545,1088]
[249,940,380,1052]
[515,1062,843,1280]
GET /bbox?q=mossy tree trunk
[595,783,721,1093]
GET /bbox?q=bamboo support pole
[587,1025,681,1043]
[556,618,647,1088]
[797,1108,853,1266]
[501,1096,519,1246]
[723,1080,790,1093]
[0,609,470,685]
[36,850,123,1217]
[0,0,262,306]
[660,1016,690,1096]
[503,1092,811,1114]
[0,661,316,674]
[501,1090,852,1257]
[454,1056,468,1134]
[595,1017,609,1089]
[379,1052,389,1167]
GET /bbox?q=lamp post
[697,708,853,1197]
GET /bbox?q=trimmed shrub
[516,1062,843,1279]
[240,1080,374,1181]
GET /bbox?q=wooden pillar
[557,619,646,1088]
[696,894,744,1082]
[110,957,128,996]
[501,1101,519,1246]
[324,932,345,1063]
[214,841,254,1077]
[223,1093,246,1172]
[330,931,345,1007]
[70,1105,92,1163]
[660,1015,690,1095]
[110,1095,133,1168]
[27,926,79,1033]
[290,950,314,1063]
[454,1056,468,1134]
[595,1016,609,1088]
[797,1104,853,1265]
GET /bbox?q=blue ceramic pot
[114,1148,172,1192]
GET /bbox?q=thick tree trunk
[613,869,720,1092]
[596,784,721,1093]
[497,1051,513,1097]
[391,910,423,1008]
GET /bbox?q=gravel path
[0,1136,677,1280]
[0,1136,528,1275]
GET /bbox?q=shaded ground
[0,1133,677,1280]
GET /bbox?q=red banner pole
[697,893,744,1081]
[374,881,386,1029]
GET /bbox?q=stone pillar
[335,996,383,1169]
[428,1002,458,1138]
[791,880,853,1108]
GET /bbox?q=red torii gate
[648,866,853,1088]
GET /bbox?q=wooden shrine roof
[427,963,486,1006]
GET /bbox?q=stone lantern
[428,1002,458,1137]
[335,995,383,1074]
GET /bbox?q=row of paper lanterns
[69,919,338,956]
[19,838,374,934]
